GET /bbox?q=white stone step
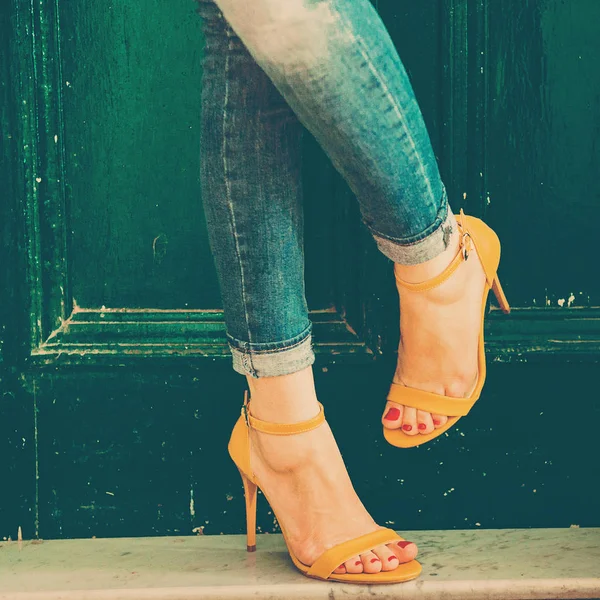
[1,528,599,600]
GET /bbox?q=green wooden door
[1,0,598,540]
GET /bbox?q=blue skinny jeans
[196,0,454,379]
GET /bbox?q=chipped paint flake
[190,488,195,517]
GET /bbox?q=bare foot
[247,366,418,574]
[381,213,487,436]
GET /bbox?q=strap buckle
[241,389,250,426]
[457,209,472,261]
[461,231,472,261]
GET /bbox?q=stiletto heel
[227,390,422,583]
[492,276,510,314]
[385,209,511,448]
[238,469,257,552]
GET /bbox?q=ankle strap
[241,390,325,435]
[394,209,473,293]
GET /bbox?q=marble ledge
[1,528,599,600]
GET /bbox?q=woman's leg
[209,0,488,437]
[198,0,313,379]
[197,0,417,574]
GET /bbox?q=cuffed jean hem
[226,322,315,378]
[367,187,456,266]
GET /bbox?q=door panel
[60,1,216,308]
[486,0,600,308]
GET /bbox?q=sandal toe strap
[387,383,476,417]
[306,528,404,579]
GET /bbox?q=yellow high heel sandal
[228,390,423,584]
[384,210,511,448]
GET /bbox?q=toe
[417,410,435,434]
[401,407,418,435]
[390,539,419,563]
[382,402,404,429]
[373,544,400,571]
[432,414,448,428]
[361,551,382,574]
[333,564,346,574]
[344,557,364,574]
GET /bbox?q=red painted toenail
[355,560,362,566]
[402,424,412,432]
[384,407,400,420]
[418,423,427,430]
[397,541,413,549]
[370,558,380,563]
[388,556,398,562]
[433,419,441,425]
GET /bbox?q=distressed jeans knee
[212,0,339,71]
